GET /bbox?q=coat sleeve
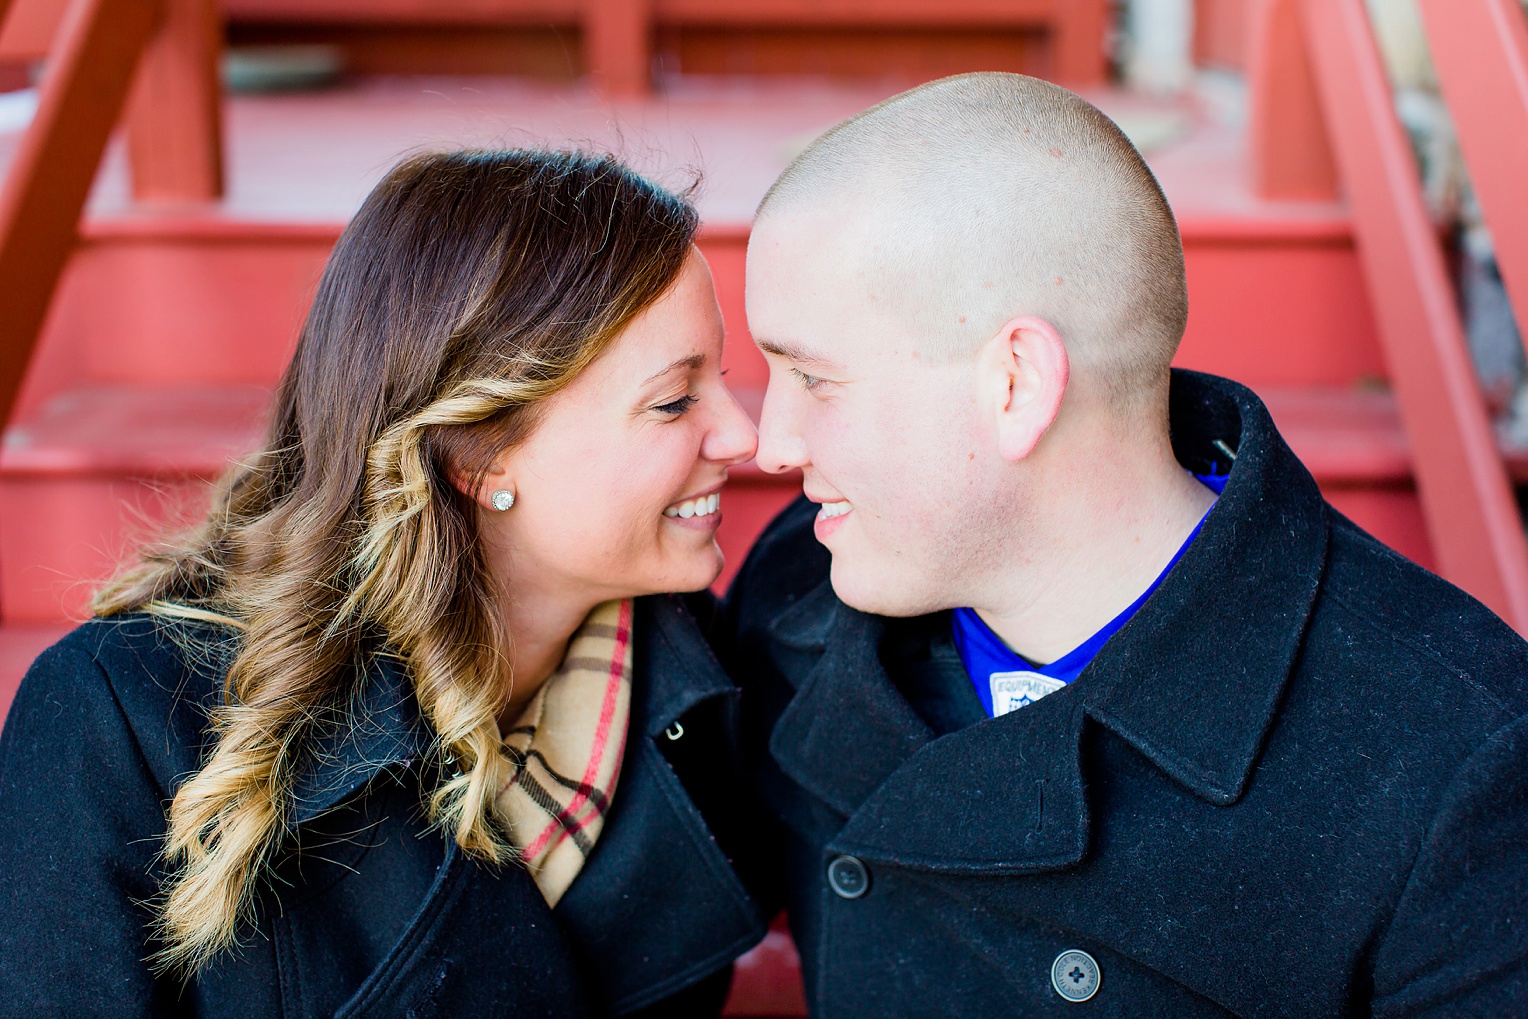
[1371,710,1528,1017]
[0,637,181,1017]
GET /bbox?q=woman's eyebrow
[641,354,705,386]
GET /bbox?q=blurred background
[1,0,1526,1010]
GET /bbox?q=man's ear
[978,315,1069,463]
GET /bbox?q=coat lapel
[634,593,738,737]
[767,598,935,819]
[289,652,430,827]
[831,688,1090,873]
[555,594,768,1014]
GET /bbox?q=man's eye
[655,394,699,415]
[791,367,825,390]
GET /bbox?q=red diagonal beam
[126,0,224,202]
[585,0,650,98]
[1248,0,1338,200]
[1300,0,1528,631]
[1417,0,1528,344]
[0,0,163,429]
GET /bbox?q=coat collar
[1083,369,1329,805]
[631,593,739,738]
[289,651,429,827]
[289,593,732,826]
[767,371,1329,869]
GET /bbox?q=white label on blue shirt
[990,671,1067,716]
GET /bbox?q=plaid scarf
[498,598,634,906]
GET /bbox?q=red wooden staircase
[2,0,1527,1013]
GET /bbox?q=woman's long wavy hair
[91,149,699,976]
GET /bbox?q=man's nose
[754,375,810,475]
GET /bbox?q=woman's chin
[658,543,726,594]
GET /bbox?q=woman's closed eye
[655,393,699,415]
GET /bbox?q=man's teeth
[818,501,852,519]
[663,493,721,519]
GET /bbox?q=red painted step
[0,380,1442,627]
[724,921,808,1017]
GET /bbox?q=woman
[0,150,775,1016]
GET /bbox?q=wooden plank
[126,0,222,202]
[0,0,162,429]
[0,0,65,61]
[1195,0,1252,69]
[1248,0,1336,199]
[1300,0,1528,630]
[220,0,1059,28]
[1416,0,1528,347]
[585,0,648,96]
[1050,0,1108,84]
[654,0,1055,26]
[219,0,578,24]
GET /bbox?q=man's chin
[827,557,942,619]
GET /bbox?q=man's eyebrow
[755,338,842,370]
[641,354,705,387]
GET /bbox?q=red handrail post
[1416,0,1528,351]
[1300,0,1528,632]
[126,0,224,202]
[1051,0,1110,85]
[585,0,651,98]
[0,0,164,431]
[1247,0,1336,200]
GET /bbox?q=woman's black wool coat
[0,592,773,1017]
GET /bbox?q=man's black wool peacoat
[0,593,772,1018]
[725,370,1528,1018]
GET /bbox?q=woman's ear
[978,315,1070,463]
[450,452,517,513]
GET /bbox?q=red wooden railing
[0,0,222,431]
[1420,0,1528,335]
[1250,0,1528,633]
[213,0,1109,96]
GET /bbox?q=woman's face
[482,248,758,604]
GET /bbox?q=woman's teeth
[664,493,720,519]
[818,501,852,519]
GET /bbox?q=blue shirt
[953,472,1228,717]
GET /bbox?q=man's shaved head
[755,72,1187,405]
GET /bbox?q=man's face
[746,211,1006,616]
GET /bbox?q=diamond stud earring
[490,490,515,512]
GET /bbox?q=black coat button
[1051,949,1101,1002]
[826,855,869,899]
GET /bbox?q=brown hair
[92,149,699,974]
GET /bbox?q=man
[727,72,1528,1016]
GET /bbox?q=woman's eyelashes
[654,393,699,415]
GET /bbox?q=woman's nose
[704,386,760,466]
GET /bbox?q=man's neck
[970,445,1217,665]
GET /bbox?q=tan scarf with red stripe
[497,598,634,906]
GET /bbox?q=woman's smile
[663,486,724,529]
